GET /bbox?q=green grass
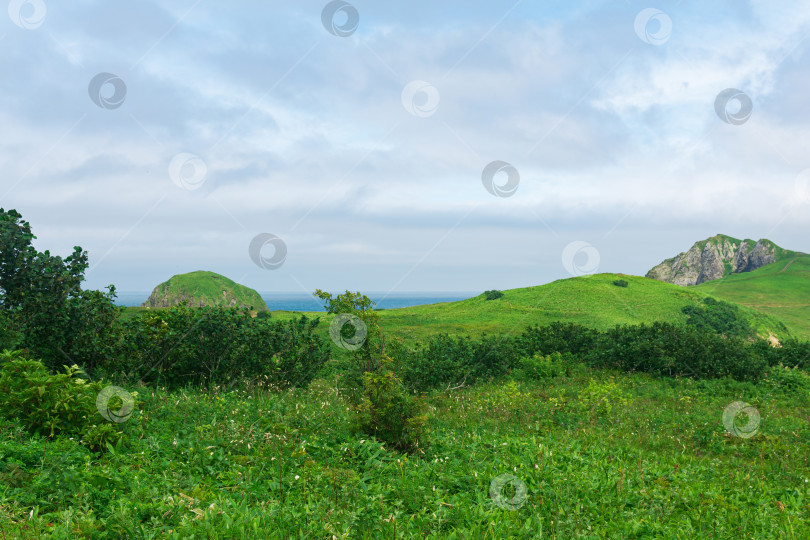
[143,271,269,313]
[695,256,810,340]
[3,368,809,538]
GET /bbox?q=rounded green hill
[142,271,269,312]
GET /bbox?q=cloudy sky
[2,0,810,295]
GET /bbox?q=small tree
[313,289,426,451]
[314,289,384,373]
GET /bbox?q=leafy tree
[314,289,384,373]
[0,208,120,370]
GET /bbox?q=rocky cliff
[142,271,269,312]
[646,235,798,286]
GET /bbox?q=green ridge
[267,273,789,343]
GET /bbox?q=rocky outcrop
[142,270,269,312]
[646,235,789,286]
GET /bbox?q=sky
[2,0,810,295]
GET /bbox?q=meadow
[2,361,809,538]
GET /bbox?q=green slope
[694,255,810,340]
[268,273,789,343]
[143,271,269,312]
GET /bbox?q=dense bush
[353,370,427,451]
[483,290,504,300]
[395,333,522,391]
[113,307,329,389]
[514,351,568,381]
[393,321,774,391]
[754,337,810,370]
[0,350,130,450]
[681,297,754,339]
[612,279,629,287]
[589,322,765,380]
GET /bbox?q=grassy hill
[266,273,790,343]
[694,255,810,340]
[142,270,269,313]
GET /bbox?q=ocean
[114,291,478,311]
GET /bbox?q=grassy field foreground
[2,366,809,538]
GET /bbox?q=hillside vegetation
[695,255,810,340]
[267,273,790,344]
[143,271,268,313]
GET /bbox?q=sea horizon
[113,291,480,311]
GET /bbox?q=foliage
[0,208,121,372]
[514,351,568,381]
[483,289,504,300]
[313,290,428,452]
[0,350,130,451]
[115,306,328,389]
[314,289,383,374]
[2,371,810,537]
[612,279,629,287]
[590,322,765,380]
[396,333,522,391]
[576,377,632,417]
[353,370,427,451]
[681,296,755,338]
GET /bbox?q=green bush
[0,350,131,450]
[681,297,754,339]
[483,290,504,300]
[612,279,629,287]
[115,307,329,389]
[353,370,427,452]
[515,351,567,380]
[577,378,632,417]
[762,363,810,393]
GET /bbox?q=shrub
[577,378,632,417]
[484,290,504,300]
[0,350,131,450]
[396,334,522,391]
[762,364,810,394]
[353,370,427,451]
[588,322,765,381]
[515,352,566,381]
[681,297,754,339]
[612,279,629,287]
[114,307,328,389]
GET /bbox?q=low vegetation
[2,208,810,537]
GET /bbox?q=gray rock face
[647,235,780,286]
